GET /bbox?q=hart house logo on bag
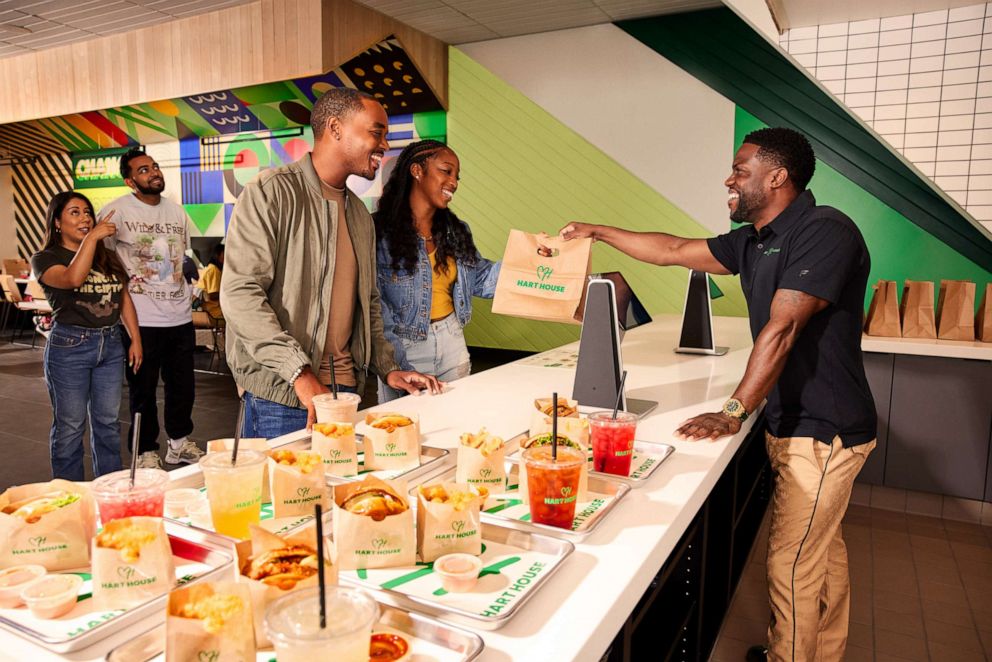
[515,265,566,294]
[198,651,220,662]
[284,485,320,506]
[101,565,155,589]
[356,535,401,557]
[480,468,492,479]
[13,535,67,555]
[376,441,406,458]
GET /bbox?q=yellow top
[198,263,222,318]
[429,250,457,321]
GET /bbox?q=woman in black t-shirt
[31,192,143,481]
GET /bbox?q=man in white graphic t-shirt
[104,148,203,469]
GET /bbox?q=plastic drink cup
[589,411,638,477]
[264,586,378,662]
[523,445,585,529]
[91,468,169,524]
[312,392,362,424]
[198,450,266,539]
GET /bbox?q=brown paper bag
[92,516,176,610]
[0,479,96,571]
[332,476,415,571]
[899,280,937,339]
[311,423,359,477]
[937,279,976,340]
[235,523,336,648]
[208,438,271,503]
[267,450,327,518]
[362,412,421,472]
[166,582,255,662]
[517,435,589,506]
[864,279,901,337]
[456,429,507,492]
[529,416,590,452]
[976,283,992,342]
[416,482,483,563]
[492,230,592,323]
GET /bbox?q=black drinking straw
[612,370,628,420]
[551,391,558,461]
[329,365,338,399]
[315,503,327,629]
[128,413,142,488]
[231,398,245,466]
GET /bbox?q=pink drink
[91,468,169,524]
[589,411,638,477]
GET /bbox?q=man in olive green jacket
[221,88,440,437]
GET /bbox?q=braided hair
[373,140,478,276]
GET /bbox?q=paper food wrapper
[900,280,937,339]
[0,479,96,571]
[864,279,901,337]
[332,476,415,571]
[937,279,976,341]
[416,481,483,563]
[977,283,992,343]
[92,516,176,611]
[311,423,359,477]
[528,416,590,452]
[166,582,255,662]
[455,444,507,491]
[235,524,337,648]
[268,450,326,519]
[208,438,271,503]
[362,413,421,472]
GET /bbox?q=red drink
[590,411,637,477]
[523,445,584,529]
[91,468,169,525]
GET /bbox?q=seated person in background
[198,244,224,319]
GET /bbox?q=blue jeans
[243,384,359,439]
[378,314,471,403]
[44,322,125,480]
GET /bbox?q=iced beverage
[264,586,378,662]
[523,445,585,529]
[91,468,169,524]
[312,392,361,424]
[198,450,266,539]
[590,411,638,477]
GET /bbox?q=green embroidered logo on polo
[763,247,781,256]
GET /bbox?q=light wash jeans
[44,322,125,480]
[242,385,359,439]
[378,314,471,403]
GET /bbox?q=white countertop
[861,333,992,361]
[4,314,761,662]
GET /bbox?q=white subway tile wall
[780,2,992,223]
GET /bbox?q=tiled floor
[710,504,992,661]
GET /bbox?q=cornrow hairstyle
[743,127,816,191]
[119,146,147,180]
[373,139,478,277]
[310,88,376,139]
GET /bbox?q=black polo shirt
[707,190,876,447]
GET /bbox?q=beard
[729,186,764,223]
[134,178,165,195]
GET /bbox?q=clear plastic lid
[199,449,267,470]
[264,587,378,644]
[90,468,169,497]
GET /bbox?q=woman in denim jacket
[31,192,143,480]
[373,140,501,402]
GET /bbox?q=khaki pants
[765,433,875,662]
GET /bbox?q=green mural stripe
[618,8,992,273]
[735,108,990,306]
[448,47,747,352]
[105,108,170,135]
[38,118,91,152]
[185,203,223,235]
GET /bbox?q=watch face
[726,400,741,413]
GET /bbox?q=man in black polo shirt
[561,127,875,662]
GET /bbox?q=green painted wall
[736,108,992,309]
[447,48,749,352]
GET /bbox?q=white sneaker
[137,451,163,470]
[165,439,205,465]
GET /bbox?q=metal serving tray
[337,520,573,631]
[106,603,484,661]
[505,433,674,487]
[0,520,234,654]
[414,465,631,542]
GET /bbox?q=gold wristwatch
[722,398,749,421]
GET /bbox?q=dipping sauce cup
[91,468,169,524]
[312,392,362,425]
[21,574,82,619]
[589,411,638,477]
[199,450,266,539]
[264,586,378,662]
[0,565,46,608]
[523,445,585,529]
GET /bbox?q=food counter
[1,315,766,662]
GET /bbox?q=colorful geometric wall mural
[5,37,448,257]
